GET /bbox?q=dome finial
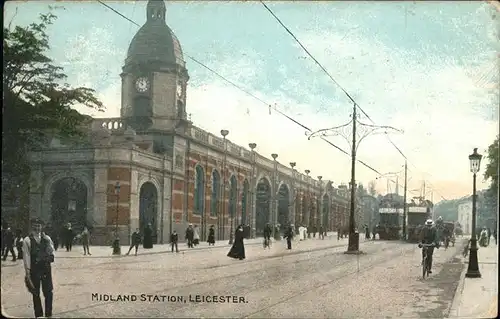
[147,0,166,22]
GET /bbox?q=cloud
[61,25,124,91]
[47,1,497,201]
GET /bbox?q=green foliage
[484,135,499,190]
[480,136,499,226]
[2,9,104,225]
[433,198,464,221]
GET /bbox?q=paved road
[1,238,467,318]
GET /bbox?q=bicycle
[419,243,435,279]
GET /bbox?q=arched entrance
[139,182,158,244]
[295,192,302,228]
[301,194,308,227]
[255,177,271,236]
[210,170,220,217]
[241,180,249,225]
[50,177,88,232]
[309,196,318,229]
[322,194,330,230]
[228,175,237,231]
[194,165,205,216]
[277,184,290,231]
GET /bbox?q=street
[1,237,468,318]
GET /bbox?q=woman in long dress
[143,223,153,249]
[207,225,215,246]
[193,225,200,246]
[227,225,245,260]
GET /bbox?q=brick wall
[106,167,131,226]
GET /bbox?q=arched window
[194,165,204,215]
[241,180,249,225]
[211,170,220,216]
[229,175,237,218]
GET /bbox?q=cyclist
[418,219,440,274]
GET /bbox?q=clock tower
[121,0,189,134]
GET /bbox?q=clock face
[135,77,149,93]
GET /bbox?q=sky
[4,1,499,202]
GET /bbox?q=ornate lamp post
[271,153,280,240]
[304,169,311,237]
[221,129,229,243]
[290,162,296,232]
[249,143,257,238]
[112,181,121,255]
[318,176,323,229]
[466,148,483,278]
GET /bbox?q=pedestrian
[64,223,75,252]
[2,227,16,261]
[1,224,6,257]
[143,223,153,249]
[298,226,305,241]
[312,225,317,238]
[126,228,141,256]
[170,230,179,253]
[318,225,324,240]
[15,229,24,260]
[284,224,294,249]
[193,225,200,246]
[227,225,245,260]
[81,227,91,256]
[185,224,194,248]
[23,218,55,318]
[207,225,215,246]
[263,223,272,249]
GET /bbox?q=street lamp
[305,169,311,237]
[112,181,121,255]
[221,129,229,243]
[290,162,296,233]
[306,104,402,254]
[271,153,280,240]
[318,176,323,229]
[249,143,257,238]
[466,148,483,278]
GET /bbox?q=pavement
[1,235,468,318]
[42,232,339,258]
[447,238,498,318]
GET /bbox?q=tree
[484,135,498,191]
[481,136,499,227]
[2,9,104,228]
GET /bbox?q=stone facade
[27,0,359,245]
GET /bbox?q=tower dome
[125,0,185,68]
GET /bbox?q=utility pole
[402,160,408,241]
[306,103,403,254]
[348,104,357,247]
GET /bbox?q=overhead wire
[260,1,458,197]
[96,1,384,176]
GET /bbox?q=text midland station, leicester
[92,293,249,304]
